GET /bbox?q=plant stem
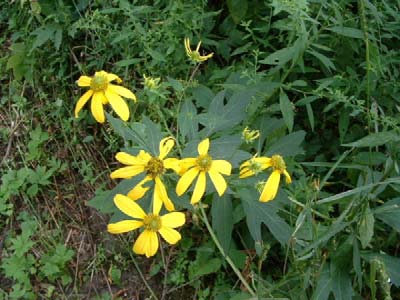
[199,205,256,297]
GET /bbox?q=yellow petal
[127,176,152,201]
[110,165,145,179]
[163,158,181,173]
[106,72,122,83]
[154,177,174,213]
[133,230,148,255]
[158,137,174,160]
[91,92,105,123]
[208,169,227,196]
[133,230,158,258]
[161,212,185,228]
[105,89,130,121]
[211,160,232,175]
[109,84,137,101]
[176,167,199,196]
[137,150,152,162]
[260,171,281,202]
[184,37,191,55]
[197,138,209,155]
[178,158,197,174]
[283,170,292,184]
[74,90,93,118]
[239,167,254,178]
[115,152,147,166]
[114,194,146,219]
[76,75,92,87]
[107,220,143,234]
[195,41,201,52]
[191,171,206,204]
[159,227,181,245]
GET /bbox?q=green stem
[126,241,159,300]
[199,205,256,297]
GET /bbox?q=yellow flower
[240,154,291,202]
[176,138,232,204]
[184,37,214,63]
[242,126,260,144]
[107,194,185,258]
[75,70,137,123]
[110,137,180,212]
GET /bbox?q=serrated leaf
[211,194,233,253]
[238,188,291,245]
[279,91,294,132]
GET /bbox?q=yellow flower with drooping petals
[184,37,214,63]
[107,194,185,258]
[110,137,180,212]
[240,154,291,202]
[176,138,232,204]
[75,70,137,123]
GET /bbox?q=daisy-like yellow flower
[75,70,137,123]
[107,194,185,258]
[184,37,214,63]
[240,154,292,202]
[176,138,232,204]
[242,126,260,144]
[110,137,179,212]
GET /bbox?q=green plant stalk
[199,205,256,297]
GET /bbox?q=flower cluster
[74,40,293,258]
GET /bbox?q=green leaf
[307,49,336,71]
[331,261,354,300]
[342,131,400,148]
[189,257,222,279]
[311,265,332,300]
[260,46,296,66]
[266,130,306,157]
[328,26,364,39]
[374,198,400,232]
[362,253,400,287]
[211,194,233,253]
[141,116,164,156]
[227,0,248,23]
[358,205,374,248]
[238,188,292,245]
[177,100,198,140]
[279,91,294,132]
[115,58,143,67]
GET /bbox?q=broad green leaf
[342,131,400,148]
[115,58,143,67]
[189,257,222,279]
[331,261,354,300]
[142,116,164,156]
[358,205,374,248]
[189,85,215,109]
[260,46,295,66]
[279,91,294,132]
[266,130,306,157]
[167,77,184,92]
[177,100,198,140]
[238,188,292,245]
[211,194,233,253]
[311,265,332,300]
[199,89,256,136]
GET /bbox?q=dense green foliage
[1,0,400,299]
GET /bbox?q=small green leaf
[331,261,354,300]
[359,205,374,248]
[311,265,332,300]
[279,91,294,132]
[328,26,364,39]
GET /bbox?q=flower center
[143,214,162,232]
[196,154,212,172]
[145,157,165,178]
[248,159,263,175]
[90,74,108,92]
[270,155,286,173]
